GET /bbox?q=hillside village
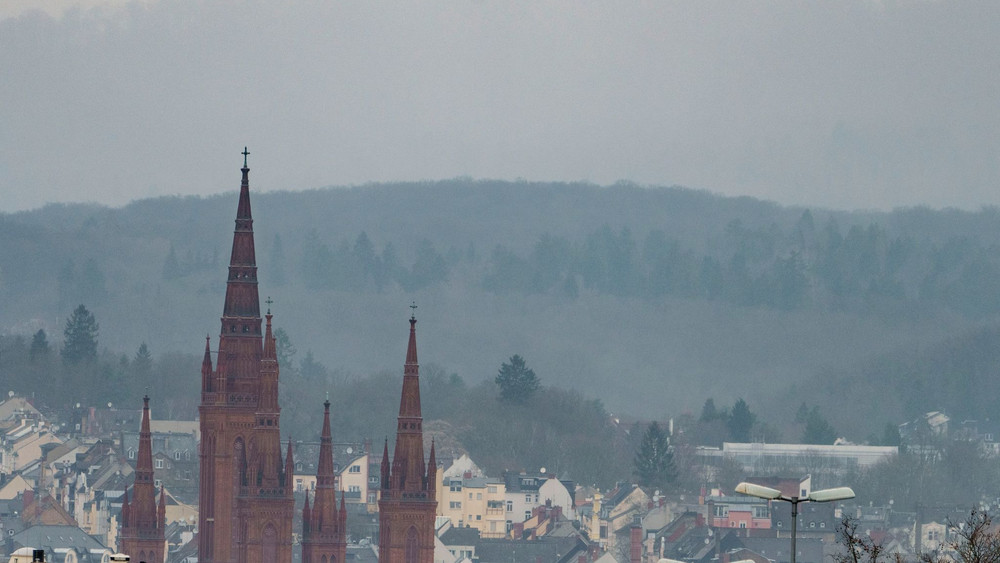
[1,393,994,563]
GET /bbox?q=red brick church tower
[198,150,295,563]
[301,400,348,563]
[119,396,166,563]
[378,314,438,563]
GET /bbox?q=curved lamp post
[735,482,855,563]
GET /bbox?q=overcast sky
[2,0,998,212]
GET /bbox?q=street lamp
[735,482,855,563]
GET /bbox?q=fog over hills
[4,180,1000,440]
[2,1,999,211]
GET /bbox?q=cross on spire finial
[410,301,417,320]
[242,146,250,168]
[265,296,273,315]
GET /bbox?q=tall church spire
[119,396,165,563]
[392,315,426,491]
[199,152,294,563]
[379,314,437,563]
[221,147,261,325]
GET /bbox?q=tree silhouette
[634,421,677,491]
[62,304,99,364]
[727,398,755,442]
[495,354,540,403]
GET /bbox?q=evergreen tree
[133,342,152,380]
[699,398,719,422]
[29,329,49,363]
[880,422,901,447]
[495,354,540,403]
[61,304,99,364]
[633,421,677,491]
[802,407,838,444]
[727,398,755,442]
[274,328,297,372]
[299,350,328,382]
[162,244,181,280]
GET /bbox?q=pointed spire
[121,488,130,527]
[380,438,390,490]
[137,396,153,476]
[284,438,295,490]
[264,312,276,360]
[201,335,213,375]
[158,486,166,529]
[340,491,346,513]
[222,147,260,321]
[302,490,311,535]
[405,313,418,369]
[426,439,437,494]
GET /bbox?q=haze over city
[2,0,999,212]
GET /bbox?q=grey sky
[1,0,998,212]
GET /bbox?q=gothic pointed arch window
[322,555,328,563]
[405,526,419,563]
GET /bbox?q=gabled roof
[12,524,108,551]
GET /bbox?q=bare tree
[948,509,1000,563]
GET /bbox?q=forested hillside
[3,179,1000,441]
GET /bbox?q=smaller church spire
[264,312,276,360]
[380,438,390,490]
[158,486,166,529]
[302,490,311,534]
[284,438,295,496]
[426,439,437,494]
[121,488,130,528]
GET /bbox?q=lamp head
[808,487,855,503]
[735,482,782,500]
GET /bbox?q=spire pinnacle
[242,146,250,169]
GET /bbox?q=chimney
[32,549,45,562]
[630,524,642,563]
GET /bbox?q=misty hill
[3,179,1000,436]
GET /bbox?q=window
[185,450,191,460]
[476,515,482,521]
[507,501,513,511]
[174,451,181,460]
[154,479,162,488]
[524,511,531,521]
[155,459,164,469]
[450,483,462,492]
[714,506,729,517]
[296,479,303,492]
[128,449,135,460]
[739,522,746,529]
[450,502,461,509]
[525,495,531,503]
[368,493,377,504]
[349,485,361,493]
[488,486,497,494]
[477,493,483,500]
[754,506,768,518]
[349,465,361,473]
[469,493,473,499]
